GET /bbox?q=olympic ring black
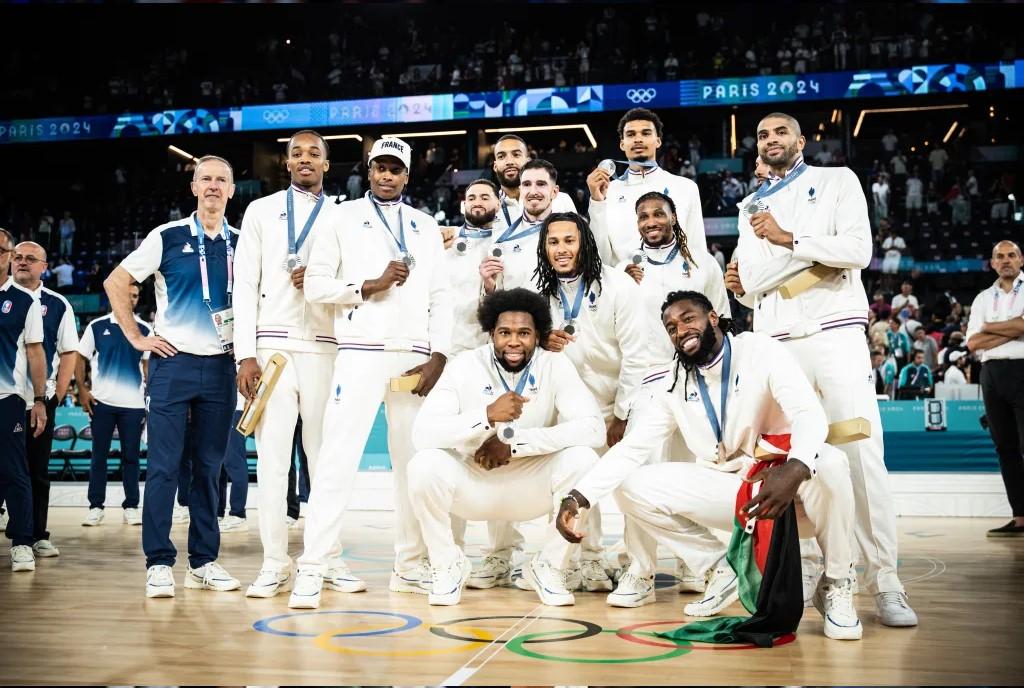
[429,615,602,645]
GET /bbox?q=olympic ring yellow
[313,624,495,657]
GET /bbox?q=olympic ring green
[504,629,692,664]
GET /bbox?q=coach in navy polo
[105,155,241,598]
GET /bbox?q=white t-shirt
[53,263,75,287]
[906,177,924,197]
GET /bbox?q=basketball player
[289,137,453,609]
[725,156,771,309]
[731,112,917,627]
[233,130,364,598]
[106,155,240,597]
[587,108,707,265]
[407,288,603,606]
[559,291,863,640]
[532,212,647,592]
[491,134,577,224]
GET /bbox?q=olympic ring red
[616,620,796,650]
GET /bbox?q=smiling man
[587,108,707,265]
[289,136,453,608]
[491,135,577,226]
[232,129,360,598]
[406,288,603,606]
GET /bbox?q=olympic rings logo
[626,88,657,104]
[261,109,290,124]
[252,610,796,664]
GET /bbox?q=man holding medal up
[106,155,241,598]
[233,130,364,598]
[289,137,453,608]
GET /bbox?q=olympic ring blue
[253,610,422,638]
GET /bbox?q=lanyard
[495,214,541,244]
[753,159,808,202]
[499,194,514,227]
[992,277,1023,314]
[286,186,324,256]
[493,357,533,395]
[614,160,659,182]
[557,279,588,325]
[694,336,732,444]
[641,242,680,267]
[367,192,407,256]
[192,214,233,307]
[459,224,493,240]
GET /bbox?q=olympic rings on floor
[429,615,602,645]
[504,629,692,664]
[314,625,494,657]
[252,610,420,638]
[616,620,797,651]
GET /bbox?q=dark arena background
[0,1,1021,686]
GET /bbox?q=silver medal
[491,247,503,258]
[402,253,416,268]
[285,254,302,272]
[597,159,617,176]
[630,252,644,265]
[562,322,575,335]
[455,239,468,254]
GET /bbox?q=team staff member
[731,112,916,627]
[12,241,78,558]
[491,135,577,224]
[233,130,362,598]
[78,282,149,527]
[408,288,603,606]
[0,233,47,571]
[967,240,1024,537]
[533,212,647,592]
[290,137,453,608]
[479,159,561,295]
[106,155,241,598]
[558,291,861,640]
[587,108,707,265]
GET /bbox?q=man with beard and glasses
[587,108,707,266]
[491,135,577,228]
[730,112,917,628]
[406,288,603,606]
[479,159,562,296]
[528,211,647,594]
[556,291,863,641]
[289,137,452,609]
[232,130,362,598]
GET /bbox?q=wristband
[33,395,45,403]
[560,493,582,511]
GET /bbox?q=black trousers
[24,396,59,541]
[980,359,1024,517]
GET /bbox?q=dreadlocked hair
[659,290,733,394]
[636,191,697,268]
[532,212,605,298]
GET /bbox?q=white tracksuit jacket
[445,226,495,357]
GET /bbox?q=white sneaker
[578,559,613,592]
[468,556,511,589]
[172,504,190,525]
[246,569,293,598]
[123,508,142,526]
[875,591,919,627]
[326,559,367,593]
[389,557,431,594]
[0,510,7,531]
[814,577,863,640]
[684,560,739,617]
[184,561,240,592]
[607,572,656,608]
[219,515,248,533]
[525,556,574,606]
[429,555,472,605]
[82,508,105,527]
[146,565,175,597]
[289,569,323,609]
[285,515,300,530]
[32,540,60,558]
[11,545,35,572]
[803,571,822,608]
[677,559,705,593]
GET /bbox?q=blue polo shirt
[0,278,44,403]
[28,284,79,401]
[120,212,238,356]
[78,312,151,409]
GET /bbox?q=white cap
[949,350,966,363]
[368,137,411,169]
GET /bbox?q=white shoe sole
[12,561,36,572]
[246,575,293,598]
[429,558,472,606]
[326,576,368,593]
[677,579,705,594]
[82,519,104,527]
[33,549,59,558]
[467,572,511,589]
[389,573,429,595]
[219,525,249,533]
[184,575,240,592]
[824,617,864,640]
[288,591,321,609]
[146,585,175,598]
[684,587,739,617]
[526,563,574,606]
[607,590,655,608]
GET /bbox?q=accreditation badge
[210,306,235,353]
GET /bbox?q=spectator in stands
[813,143,833,166]
[680,159,697,179]
[870,291,892,321]
[886,315,912,366]
[168,202,183,222]
[947,182,970,226]
[892,281,919,315]
[52,256,75,293]
[905,170,924,220]
[988,177,1011,220]
[346,166,363,200]
[880,220,905,276]
[881,129,899,156]
[897,350,934,399]
[939,330,967,368]
[872,172,891,226]
[85,262,104,294]
[873,347,898,398]
[710,242,726,273]
[943,350,970,385]
[58,211,76,256]
[890,149,908,189]
[36,209,55,253]
[928,143,949,186]
[912,326,939,371]
[720,170,744,212]
[966,169,981,205]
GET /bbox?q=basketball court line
[438,603,545,686]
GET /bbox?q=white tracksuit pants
[408,446,598,571]
[615,445,856,581]
[784,327,903,594]
[254,348,335,572]
[297,350,426,574]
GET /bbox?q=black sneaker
[986,521,1024,538]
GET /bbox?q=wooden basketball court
[1,508,1020,685]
